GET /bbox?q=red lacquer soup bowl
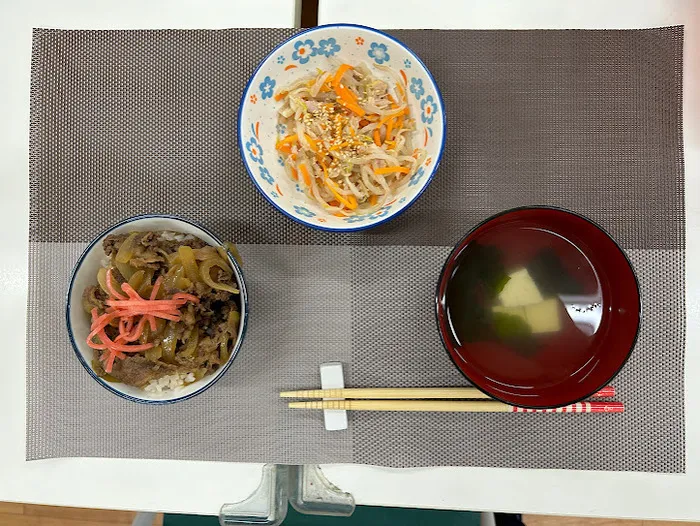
[435,207,640,409]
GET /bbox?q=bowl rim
[434,205,642,409]
[238,22,447,232]
[65,214,250,405]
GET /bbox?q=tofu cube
[498,268,544,307]
[525,298,561,334]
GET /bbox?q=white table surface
[4,0,700,520]
[316,0,700,521]
[0,0,297,517]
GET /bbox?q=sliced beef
[181,303,197,328]
[90,230,241,389]
[103,231,207,260]
[144,232,207,253]
[196,336,222,366]
[103,234,128,257]
[82,286,107,314]
[109,355,179,387]
[129,254,164,269]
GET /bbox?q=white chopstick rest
[320,362,347,431]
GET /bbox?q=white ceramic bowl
[239,24,446,231]
[66,215,248,404]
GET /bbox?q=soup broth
[444,224,603,387]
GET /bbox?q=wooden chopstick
[280,385,616,400]
[288,400,624,413]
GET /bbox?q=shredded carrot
[274,90,289,101]
[374,166,410,175]
[373,129,382,146]
[322,167,357,210]
[299,164,312,186]
[332,64,353,87]
[277,143,292,154]
[335,85,365,116]
[369,195,378,206]
[304,134,319,152]
[330,141,349,151]
[289,166,298,180]
[359,119,370,127]
[340,84,358,104]
[385,118,395,142]
[327,184,356,210]
[379,109,405,126]
[276,134,298,150]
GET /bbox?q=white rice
[159,231,195,242]
[144,372,196,394]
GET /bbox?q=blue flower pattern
[295,184,303,194]
[277,55,285,64]
[404,59,412,69]
[315,37,341,57]
[343,205,393,223]
[259,166,274,185]
[276,123,287,136]
[344,213,374,224]
[409,167,426,187]
[277,156,285,166]
[245,137,264,164]
[367,42,390,65]
[294,205,315,218]
[259,76,276,100]
[271,191,279,199]
[421,95,437,124]
[399,197,407,204]
[374,206,392,218]
[292,39,316,64]
[410,78,424,100]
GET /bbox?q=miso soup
[443,223,603,386]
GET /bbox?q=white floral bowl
[239,24,445,231]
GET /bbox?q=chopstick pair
[281,386,623,413]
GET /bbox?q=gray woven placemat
[27,27,685,472]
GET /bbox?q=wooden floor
[1,503,699,525]
[0,503,163,526]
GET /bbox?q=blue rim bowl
[66,214,249,404]
[238,23,446,232]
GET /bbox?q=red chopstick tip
[593,386,616,398]
[597,402,624,413]
[511,401,624,413]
